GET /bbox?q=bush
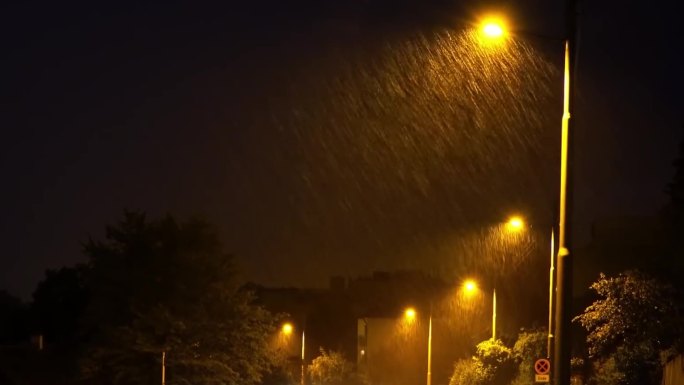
[449,339,516,385]
[308,349,362,385]
[511,329,546,385]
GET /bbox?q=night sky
[2,0,683,299]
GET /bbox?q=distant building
[357,317,426,385]
[357,314,486,385]
[248,270,450,366]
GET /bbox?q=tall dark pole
[553,0,576,384]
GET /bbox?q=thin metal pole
[492,289,497,340]
[426,313,432,385]
[301,331,306,385]
[547,230,555,359]
[554,0,577,376]
[161,351,166,385]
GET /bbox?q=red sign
[534,359,551,375]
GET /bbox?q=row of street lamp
[277,7,577,383]
[403,214,526,385]
[277,214,533,385]
[475,10,577,385]
[280,322,306,385]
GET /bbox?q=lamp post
[301,330,306,385]
[161,351,166,385]
[403,307,432,385]
[461,279,496,339]
[281,322,306,385]
[478,6,577,383]
[461,216,526,340]
[554,5,577,381]
[427,310,432,385]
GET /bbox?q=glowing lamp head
[463,279,478,294]
[478,16,507,41]
[281,323,293,335]
[506,216,525,231]
[404,308,416,320]
[483,22,504,37]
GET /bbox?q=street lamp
[506,216,525,232]
[405,272,507,385]
[280,322,306,385]
[480,17,507,39]
[461,279,498,340]
[402,306,431,385]
[475,6,577,384]
[404,307,417,321]
[463,279,477,294]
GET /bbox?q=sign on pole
[534,358,550,383]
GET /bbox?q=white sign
[535,374,550,383]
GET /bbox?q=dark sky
[2,0,683,299]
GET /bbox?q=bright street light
[506,216,525,232]
[482,22,504,38]
[279,322,306,385]
[402,306,431,385]
[462,279,478,294]
[461,278,497,340]
[479,17,507,39]
[474,7,578,384]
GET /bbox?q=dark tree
[79,211,277,385]
[31,266,89,345]
[0,290,29,344]
[660,133,684,284]
[666,134,684,213]
[574,271,680,385]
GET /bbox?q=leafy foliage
[79,211,277,385]
[449,339,516,385]
[511,329,546,385]
[308,349,358,385]
[589,357,624,385]
[574,270,680,385]
[449,358,486,385]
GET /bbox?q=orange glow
[281,323,293,335]
[462,279,478,295]
[480,17,507,39]
[506,216,525,231]
[404,307,417,320]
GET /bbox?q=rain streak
[219,23,563,296]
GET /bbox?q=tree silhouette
[574,271,680,385]
[79,211,277,385]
